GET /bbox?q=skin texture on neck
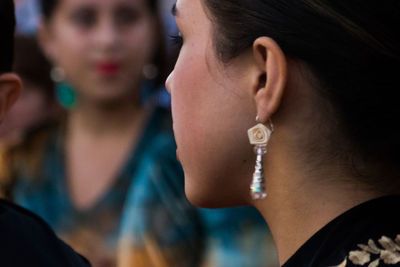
[64,96,151,210]
[67,95,146,137]
[167,2,388,265]
[249,64,383,265]
[253,153,382,264]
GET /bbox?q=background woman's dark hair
[39,0,168,87]
[0,0,15,74]
[13,35,54,102]
[202,0,400,191]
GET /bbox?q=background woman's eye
[169,32,183,48]
[70,7,96,28]
[115,7,140,26]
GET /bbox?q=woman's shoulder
[1,119,60,164]
[0,198,91,266]
[332,195,400,267]
[333,234,400,267]
[0,120,61,199]
[284,195,400,267]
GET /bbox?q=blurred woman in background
[0,0,278,266]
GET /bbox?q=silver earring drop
[50,66,65,83]
[50,67,65,82]
[247,119,274,200]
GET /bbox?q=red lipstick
[96,62,120,76]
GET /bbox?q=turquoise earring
[51,67,77,109]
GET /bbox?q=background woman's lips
[96,62,120,76]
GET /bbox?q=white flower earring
[247,117,274,200]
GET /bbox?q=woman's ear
[0,73,22,123]
[252,37,287,123]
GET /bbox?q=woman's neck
[67,98,148,137]
[63,98,152,210]
[253,145,383,265]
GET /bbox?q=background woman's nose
[94,19,120,52]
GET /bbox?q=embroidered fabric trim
[332,235,400,267]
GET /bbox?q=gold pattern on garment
[332,235,400,267]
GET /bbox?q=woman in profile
[0,0,276,266]
[166,0,400,266]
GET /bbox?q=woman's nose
[95,21,119,51]
[165,70,174,94]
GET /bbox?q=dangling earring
[50,66,77,109]
[50,67,65,83]
[247,118,274,200]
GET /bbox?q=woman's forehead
[57,0,147,9]
[174,0,199,18]
[174,0,208,25]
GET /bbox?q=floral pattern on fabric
[333,235,400,267]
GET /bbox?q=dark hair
[0,0,15,74]
[13,35,54,101]
[203,0,400,190]
[39,0,167,87]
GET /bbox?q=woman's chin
[184,175,249,209]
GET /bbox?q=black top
[283,195,400,267]
[0,198,91,267]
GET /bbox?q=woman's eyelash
[169,32,183,47]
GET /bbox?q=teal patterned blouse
[10,106,278,267]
